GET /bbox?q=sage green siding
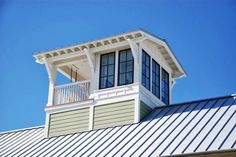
[48,107,89,137]
[93,100,134,129]
[140,101,152,120]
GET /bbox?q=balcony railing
[53,80,90,105]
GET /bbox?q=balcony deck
[53,80,90,105]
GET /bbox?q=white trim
[95,97,136,108]
[45,99,94,114]
[47,51,86,64]
[142,32,186,77]
[89,106,94,130]
[134,95,140,123]
[94,82,139,93]
[169,73,172,104]
[114,50,119,86]
[139,85,166,109]
[33,30,143,59]
[54,80,90,89]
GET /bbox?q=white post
[45,61,56,107]
[47,81,55,106]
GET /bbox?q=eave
[33,29,186,78]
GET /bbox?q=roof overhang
[33,29,186,79]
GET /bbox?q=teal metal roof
[0,95,235,156]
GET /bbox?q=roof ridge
[0,125,44,135]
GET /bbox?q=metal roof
[0,95,236,157]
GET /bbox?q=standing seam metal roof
[0,95,235,157]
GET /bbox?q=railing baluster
[53,80,90,105]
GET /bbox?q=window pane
[127,50,133,61]
[118,49,134,86]
[152,73,155,83]
[99,52,115,89]
[109,53,115,64]
[100,77,106,89]
[146,55,150,66]
[126,72,133,84]
[107,76,114,87]
[142,52,145,63]
[155,76,159,85]
[119,74,126,85]
[127,61,133,72]
[101,55,108,65]
[145,67,150,77]
[146,78,150,90]
[101,66,107,77]
[142,76,145,85]
[142,64,146,75]
[108,65,114,75]
[120,62,126,73]
[161,68,169,104]
[152,63,156,72]
[142,50,150,90]
[120,52,126,62]
[152,59,160,98]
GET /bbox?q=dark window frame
[99,52,116,89]
[142,50,151,90]
[118,49,134,86]
[161,68,169,104]
[152,59,160,98]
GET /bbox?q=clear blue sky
[0,0,236,132]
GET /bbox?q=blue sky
[0,0,236,132]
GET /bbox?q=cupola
[33,30,186,137]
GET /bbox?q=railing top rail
[55,80,90,89]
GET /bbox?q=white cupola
[33,30,186,137]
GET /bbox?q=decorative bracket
[171,78,176,88]
[44,59,56,84]
[127,39,139,64]
[84,48,95,72]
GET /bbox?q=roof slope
[0,95,236,157]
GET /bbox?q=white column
[114,50,119,86]
[45,62,56,107]
[47,82,54,106]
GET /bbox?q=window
[99,52,115,89]
[161,68,169,104]
[118,49,134,86]
[152,59,160,98]
[142,50,150,90]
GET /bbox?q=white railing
[53,80,90,105]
